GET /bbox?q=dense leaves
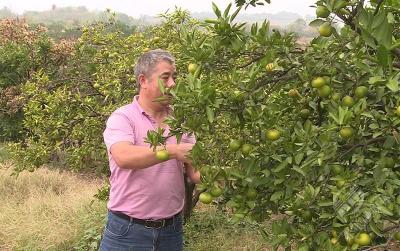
[162,1,400,250]
[2,1,400,250]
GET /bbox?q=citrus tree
[4,0,400,250]
[6,10,198,174]
[147,0,400,250]
[0,19,62,141]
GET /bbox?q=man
[100,49,200,251]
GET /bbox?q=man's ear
[138,74,146,89]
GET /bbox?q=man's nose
[166,77,176,88]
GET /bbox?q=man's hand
[184,162,201,184]
[166,143,193,163]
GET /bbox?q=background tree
[3,0,400,250]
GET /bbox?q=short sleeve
[181,132,196,144]
[103,112,135,152]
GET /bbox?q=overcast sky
[1,0,316,17]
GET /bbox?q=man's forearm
[110,142,193,169]
[112,145,161,169]
[111,144,181,169]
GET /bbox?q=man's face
[141,60,177,104]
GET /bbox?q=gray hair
[134,49,175,90]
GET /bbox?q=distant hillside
[0,7,15,19]
[192,11,311,27]
[1,6,315,27]
[0,6,317,39]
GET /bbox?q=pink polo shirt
[103,96,195,220]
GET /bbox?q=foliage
[3,0,400,250]
[6,9,195,173]
[154,1,400,250]
[0,19,72,140]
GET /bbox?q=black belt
[110,211,179,229]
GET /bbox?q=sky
[0,0,317,18]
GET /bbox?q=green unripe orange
[354,233,371,246]
[355,86,368,98]
[319,23,334,37]
[342,95,355,107]
[188,63,198,74]
[199,192,213,204]
[246,188,257,199]
[232,90,244,102]
[155,150,169,161]
[331,164,343,175]
[266,129,281,141]
[396,106,400,116]
[311,77,327,88]
[229,139,241,151]
[316,6,330,18]
[300,109,311,118]
[241,144,252,155]
[301,210,312,220]
[336,179,346,188]
[339,127,354,139]
[394,232,400,241]
[318,85,332,97]
[210,186,223,197]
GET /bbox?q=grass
[184,205,270,251]
[0,163,272,251]
[0,142,10,162]
[0,165,107,251]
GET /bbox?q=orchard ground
[1,146,399,250]
[0,143,272,251]
[0,165,269,250]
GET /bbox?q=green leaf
[223,3,232,18]
[369,76,385,85]
[387,12,395,24]
[369,220,383,236]
[372,11,393,48]
[386,78,399,92]
[212,2,222,17]
[309,19,326,27]
[358,8,373,29]
[273,160,288,173]
[230,6,242,22]
[377,205,394,216]
[360,27,376,48]
[270,191,284,202]
[333,0,348,10]
[157,79,166,94]
[206,106,214,123]
[292,167,306,177]
[361,112,374,118]
[377,45,391,68]
[294,153,304,165]
[373,165,387,187]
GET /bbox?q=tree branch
[373,0,384,16]
[339,136,386,159]
[239,54,265,69]
[393,48,400,59]
[252,65,297,92]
